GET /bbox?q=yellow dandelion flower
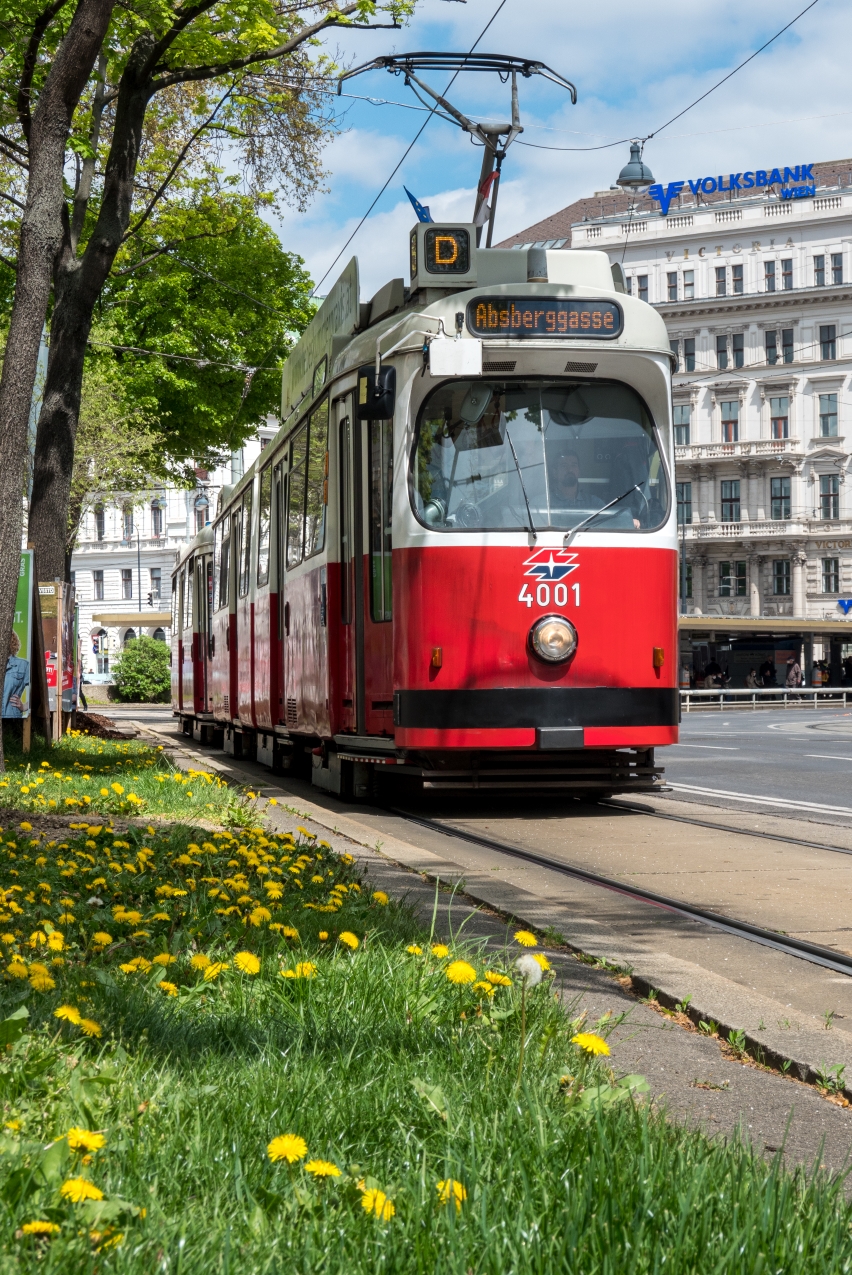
[60,1178,103,1203]
[6,961,28,979]
[371,890,389,905]
[318,931,328,941]
[571,1032,610,1056]
[203,962,229,981]
[79,1019,102,1038]
[436,1179,467,1211]
[361,1188,395,1220]
[27,931,47,948]
[473,981,496,996]
[485,970,512,986]
[531,953,551,972]
[21,1220,60,1236]
[46,932,64,952]
[445,960,477,985]
[513,930,537,947]
[294,962,317,979]
[29,971,56,992]
[110,783,124,795]
[66,1128,106,1153]
[234,951,260,975]
[152,913,171,922]
[431,944,449,959]
[280,925,299,939]
[54,1005,82,1025]
[190,954,211,970]
[305,1159,340,1178]
[152,953,175,966]
[338,931,359,950]
[18,822,32,833]
[159,981,178,996]
[248,906,272,927]
[406,945,423,955]
[267,1133,307,1164]
[92,932,112,946]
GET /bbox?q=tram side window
[184,561,193,629]
[219,529,231,610]
[339,415,353,624]
[239,488,253,597]
[305,398,329,558]
[287,425,307,567]
[370,418,393,621]
[257,466,272,587]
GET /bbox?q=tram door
[229,505,242,721]
[339,400,394,736]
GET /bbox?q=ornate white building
[71,422,277,677]
[502,159,852,680]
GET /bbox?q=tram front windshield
[411,378,668,533]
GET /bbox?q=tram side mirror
[357,365,396,420]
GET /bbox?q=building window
[770,475,791,519]
[715,266,726,297]
[720,400,739,443]
[669,339,679,371]
[151,499,163,537]
[814,255,825,287]
[773,560,791,595]
[720,479,740,522]
[94,504,105,541]
[683,269,694,300]
[667,271,678,302]
[765,331,778,365]
[150,567,161,601]
[93,569,104,601]
[676,481,692,524]
[716,335,728,370]
[121,568,133,600]
[683,337,695,372]
[820,324,837,360]
[819,393,838,437]
[123,504,135,541]
[637,275,648,302]
[770,396,789,440]
[765,261,776,292]
[153,628,167,642]
[832,253,843,285]
[782,258,793,290]
[732,332,744,369]
[823,557,840,593]
[732,263,743,295]
[625,276,632,295]
[684,562,693,598]
[123,628,136,647]
[781,328,794,363]
[719,560,747,597]
[820,473,840,519]
[673,404,691,446]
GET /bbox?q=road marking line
[804,754,852,762]
[669,783,852,817]
[672,744,739,750]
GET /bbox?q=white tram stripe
[669,782,852,818]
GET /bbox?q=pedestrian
[758,658,773,686]
[786,655,802,689]
[746,668,760,689]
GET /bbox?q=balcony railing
[682,518,852,539]
[675,438,801,461]
[74,534,184,552]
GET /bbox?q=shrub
[111,634,171,703]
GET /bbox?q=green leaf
[0,1005,29,1047]
[36,1137,70,1186]
[412,1077,448,1121]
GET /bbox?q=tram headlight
[529,615,577,664]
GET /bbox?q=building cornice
[657,283,852,322]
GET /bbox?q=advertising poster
[2,551,33,719]
[39,582,58,712]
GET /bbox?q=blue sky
[273,0,851,297]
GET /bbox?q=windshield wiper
[505,427,537,540]
[563,484,641,546]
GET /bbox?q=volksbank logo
[649,164,815,216]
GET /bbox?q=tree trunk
[0,0,114,769]
[28,40,153,585]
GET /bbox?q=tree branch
[111,229,226,276]
[0,188,25,211]
[150,6,360,91]
[122,84,234,243]
[0,254,17,271]
[137,0,223,83]
[16,0,72,141]
[70,51,108,251]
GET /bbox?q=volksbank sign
[648,164,815,216]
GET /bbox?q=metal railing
[681,687,852,711]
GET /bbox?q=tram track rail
[394,809,852,979]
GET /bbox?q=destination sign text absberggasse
[649,164,816,216]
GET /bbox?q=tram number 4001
[518,582,580,608]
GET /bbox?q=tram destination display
[467,297,622,339]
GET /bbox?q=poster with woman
[2,551,33,718]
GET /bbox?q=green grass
[0,731,247,825]
[0,780,850,1271]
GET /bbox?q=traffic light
[147,592,153,607]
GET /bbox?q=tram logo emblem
[522,549,578,582]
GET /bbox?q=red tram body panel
[173,232,679,794]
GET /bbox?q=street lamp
[616,140,655,190]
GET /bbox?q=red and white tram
[172,225,678,797]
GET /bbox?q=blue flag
[404,187,432,223]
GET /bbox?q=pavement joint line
[133,719,852,1105]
